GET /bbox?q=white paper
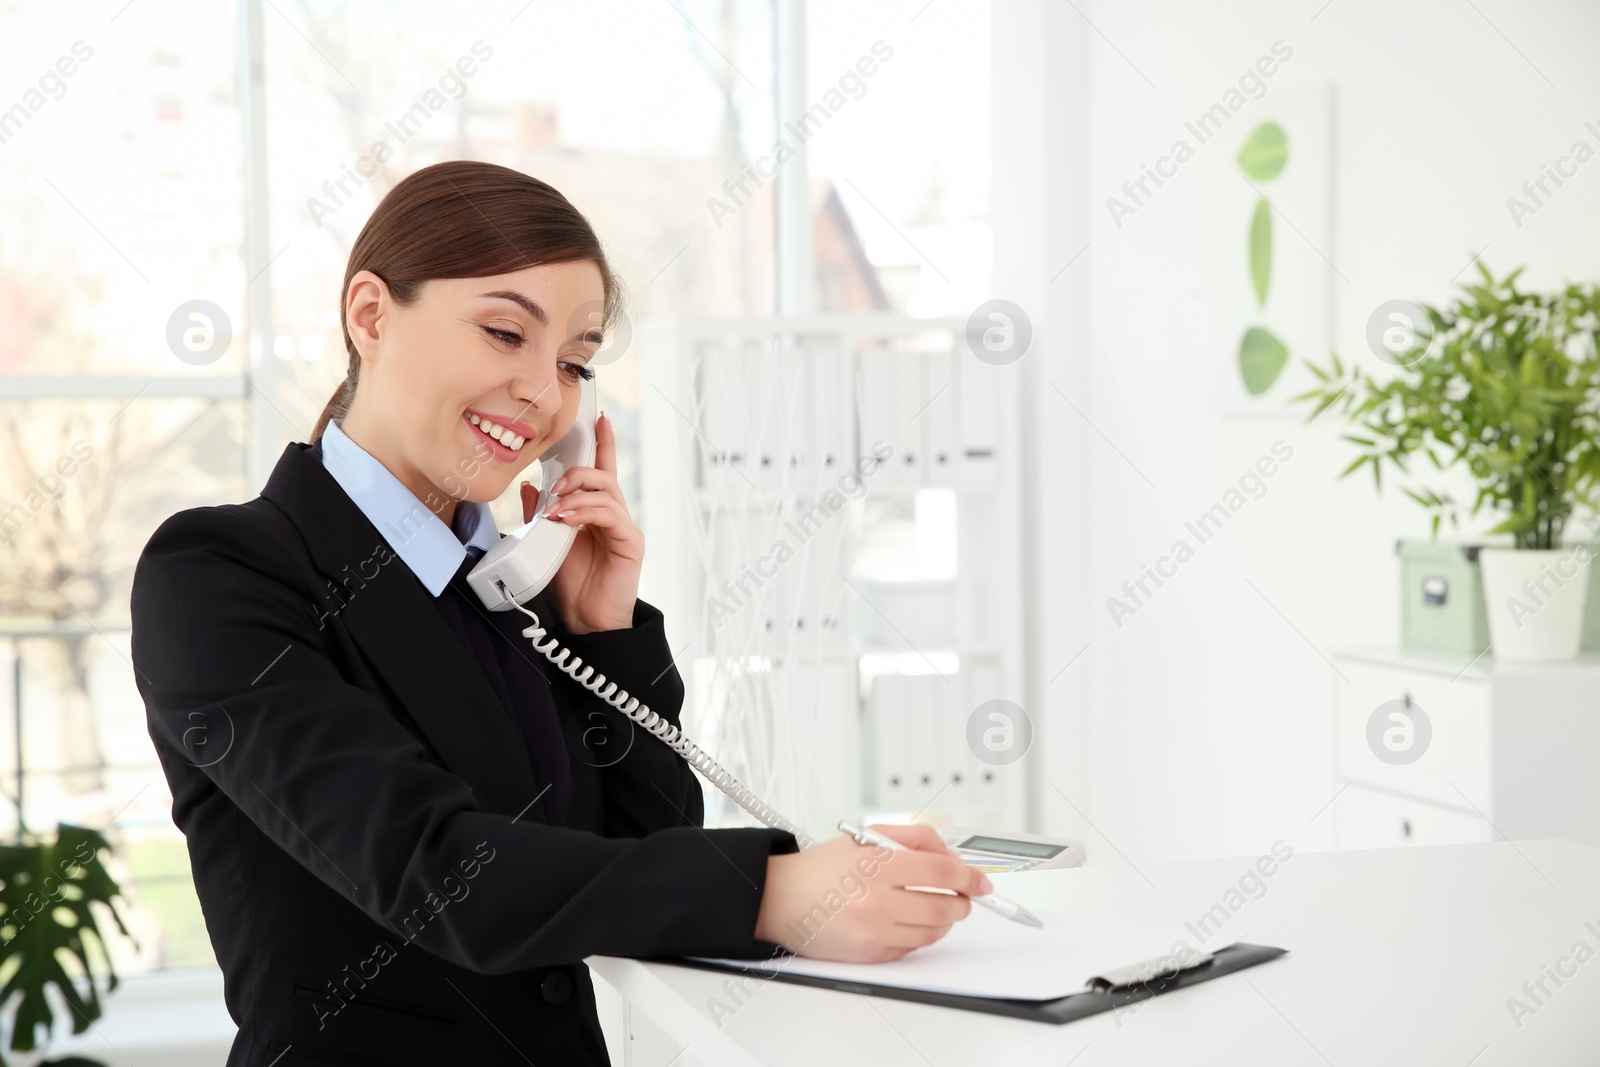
[688,909,1242,1001]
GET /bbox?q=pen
[837,820,1045,929]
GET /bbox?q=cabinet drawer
[1332,783,1492,850]
[1333,657,1491,810]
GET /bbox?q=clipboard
[661,942,1287,1025]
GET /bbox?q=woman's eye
[560,360,596,382]
[483,326,524,348]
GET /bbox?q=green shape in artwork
[1239,326,1289,395]
[1249,198,1272,307]
[1237,122,1288,181]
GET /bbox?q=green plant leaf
[1239,326,1290,395]
[1249,199,1272,307]
[0,825,129,1055]
[1237,121,1289,181]
[1290,261,1600,548]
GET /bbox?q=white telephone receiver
[466,374,598,610]
[466,375,817,847]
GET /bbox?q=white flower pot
[1479,546,1594,662]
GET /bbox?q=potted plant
[1297,262,1600,662]
[0,824,129,1067]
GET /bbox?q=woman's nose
[511,366,562,415]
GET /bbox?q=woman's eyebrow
[478,290,548,325]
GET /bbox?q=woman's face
[341,260,606,517]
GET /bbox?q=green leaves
[1238,121,1289,394]
[1237,122,1289,181]
[0,824,129,1064]
[1249,200,1272,306]
[1239,326,1290,395]
[1295,264,1600,550]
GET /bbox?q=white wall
[997,0,1600,864]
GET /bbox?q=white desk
[591,840,1600,1065]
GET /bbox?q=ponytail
[311,365,357,444]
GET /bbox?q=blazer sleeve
[525,586,705,839]
[131,505,798,974]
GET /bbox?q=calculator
[935,828,1086,872]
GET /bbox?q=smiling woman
[130,159,988,1067]
[333,261,606,530]
[312,162,621,531]
[129,160,804,1066]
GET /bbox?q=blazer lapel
[259,442,542,819]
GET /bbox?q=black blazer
[130,441,797,1067]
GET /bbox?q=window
[807,0,992,317]
[0,0,986,976]
[0,0,782,975]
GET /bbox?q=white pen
[837,820,1045,929]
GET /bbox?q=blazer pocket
[293,979,459,1030]
[263,1038,410,1066]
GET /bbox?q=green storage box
[1396,540,1490,657]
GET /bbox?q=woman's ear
[345,270,390,364]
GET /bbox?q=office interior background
[3,0,1599,1060]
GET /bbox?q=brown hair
[312,160,622,443]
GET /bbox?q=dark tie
[434,544,573,824]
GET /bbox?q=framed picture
[1206,81,1336,418]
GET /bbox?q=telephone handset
[465,372,598,611]
[467,375,817,848]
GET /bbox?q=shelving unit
[639,315,1027,840]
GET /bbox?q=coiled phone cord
[508,599,818,849]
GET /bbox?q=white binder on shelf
[955,352,1000,487]
[893,348,929,487]
[856,345,901,488]
[924,346,956,486]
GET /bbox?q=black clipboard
[659,942,1287,1025]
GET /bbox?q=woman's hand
[754,824,994,963]
[519,411,643,634]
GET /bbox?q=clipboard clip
[1087,949,1214,992]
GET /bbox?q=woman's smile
[464,409,539,461]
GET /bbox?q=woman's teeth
[468,413,525,451]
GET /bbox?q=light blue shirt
[319,418,499,597]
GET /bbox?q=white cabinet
[1333,657,1492,811]
[1333,782,1493,849]
[1332,646,1600,850]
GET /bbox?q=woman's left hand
[519,411,643,634]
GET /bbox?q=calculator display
[957,835,1066,859]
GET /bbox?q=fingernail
[552,477,566,493]
[979,875,994,894]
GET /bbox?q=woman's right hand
[753,824,994,963]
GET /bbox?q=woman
[130,160,991,1066]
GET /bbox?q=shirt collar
[319,419,500,597]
